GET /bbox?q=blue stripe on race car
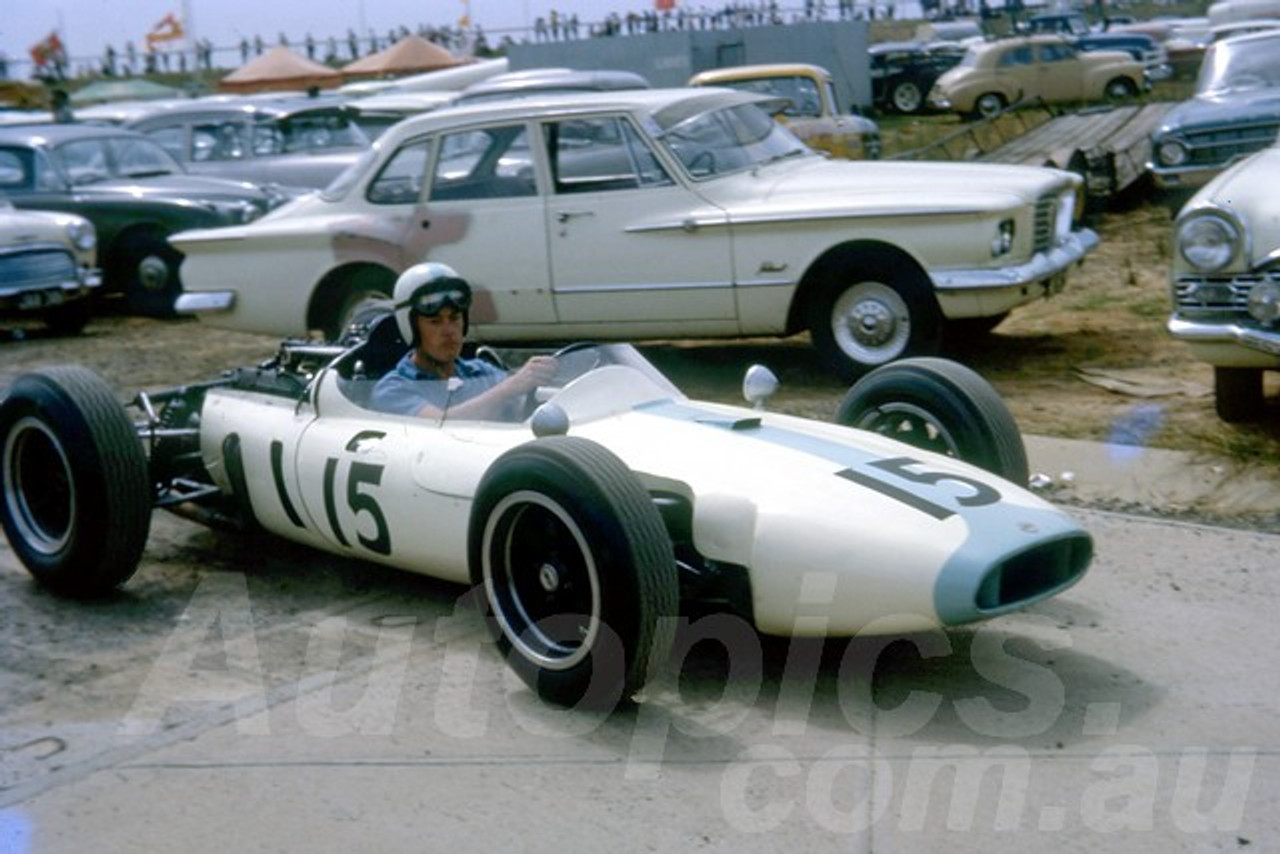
[637,399,1090,624]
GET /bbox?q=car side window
[998,46,1034,67]
[1038,43,1075,63]
[146,125,186,161]
[429,125,536,201]
[546,116,672,194]
[112,137,175,176]
[368,137,430,205]
[0,149,30,190]
[58,140,111,185]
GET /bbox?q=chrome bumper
[931,228,1099,292]
[1167,316,1280,358]
[175,290,236,314]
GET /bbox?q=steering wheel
[520,342,600,418]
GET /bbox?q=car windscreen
[1196,37,1279,95]
[57,135,183,184]
[656,101,812,179]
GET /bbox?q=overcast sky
[3,0,708,76]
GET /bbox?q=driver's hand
[506,355,558,394]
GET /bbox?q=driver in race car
[369,262,557,419]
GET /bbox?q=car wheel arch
[788,240,929,333]
[791,240,941,380]
[308,263,398,341]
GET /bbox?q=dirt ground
[3,193,1279,472]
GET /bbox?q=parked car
[1074,31,1172,81]
[929,34,1147,119]
[170,88,1098,379]
[0,325,1092,705]
[1109,17,1211,79]
[0,195,100,333]
[0,123,285,315]
[126,96,371,193]
[1167,139,1280,421]
[868,40,966,115]
[1148,30,1280,195]
[914,18,985,46]
[687,63,881,159]
[1026,11,1092,36]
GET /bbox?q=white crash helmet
[392,262,473,344]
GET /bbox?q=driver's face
[415,307,465,367]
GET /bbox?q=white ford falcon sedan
[172,88,1098,378]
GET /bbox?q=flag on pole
[146,12,186,49]
[29,31,66,67]
[458,0,471,29]
[655,0,677,10]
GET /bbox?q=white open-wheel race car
[0,312,1093,708]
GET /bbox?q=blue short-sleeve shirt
[369,352,508,417]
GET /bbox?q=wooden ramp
[891,101,1177,203]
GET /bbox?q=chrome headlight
[1248,280,1280,326]
[1177,213,1241,272]
[66,218,96,252]
[1156,139,1188,168]
[991,219,1015,257]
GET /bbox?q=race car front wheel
[0,366,151,596]
[470,436,677,708]
[834,357,1030,485]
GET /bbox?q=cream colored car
[688,63,881,159]
[1167,140,1280,421]
[172,88,1097,379]
[929,34,1147,120]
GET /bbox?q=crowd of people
[10,0,919,83]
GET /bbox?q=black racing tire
[973,92,1006,120]
[889,79,925,114]
[469,436,677,708]
[835,357,1030,485]
[808,258,941,382]
[117,231,183,317]
[1213,367,1264,423]
[0,366,151,596]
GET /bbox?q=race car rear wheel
[470,436,677,708]
[835,357,1029,485]
[0,366,151,596]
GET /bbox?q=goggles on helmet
[398,278,472,317]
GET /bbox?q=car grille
[1174,271,1280,314]
[1181,121,1280,168]
[0,247,78,291]
[1033,195,1056,253]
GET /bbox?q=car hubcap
[483,491,601,671]
[852,402,960,459]
[3,417,75,555]
[832,282,910,364]
[137,254,170,293]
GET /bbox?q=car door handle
[555,210,594,223]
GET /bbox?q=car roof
[126,94,355,122]
[690,62,829,80]
[385,86,770,134]
[0,122,151,146]
[455,68,651,103]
